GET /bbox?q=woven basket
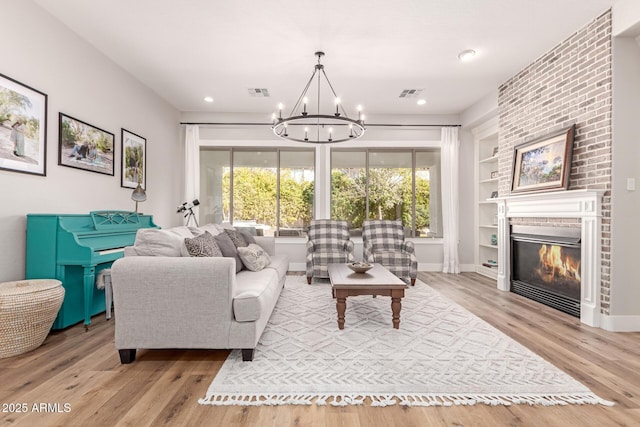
[0,279,64,359]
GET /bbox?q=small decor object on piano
[58,113,115,176]
[121,129,146,189]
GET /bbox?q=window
[199,148,314,237]
[331,149,442,237]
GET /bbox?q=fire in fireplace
[511,225,581,317]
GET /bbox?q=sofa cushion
[184,231,223,257]
[264,255,288,281]
[214,231,244,273]
[133,226,194,257]
[233,268,280,322]
[237,243,271,271]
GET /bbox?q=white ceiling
[34,0,616,117]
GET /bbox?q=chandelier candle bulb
[303,97,308,115]
[335,97,341,116]
[278,103,283,119]
[304,127,309,141]
[329,127,333,142]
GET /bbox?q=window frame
[199,147,316,237]
[330,147,442,238]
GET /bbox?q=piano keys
[26,211,158,330]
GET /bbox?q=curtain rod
[179,122,462,127]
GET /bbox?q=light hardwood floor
[1,272,638,426]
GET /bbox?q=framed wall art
[0,73,48,176]
[121,128,146,189]
[511,124,575,194]
[58,113,114,175]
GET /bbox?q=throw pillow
[237,243,271,271]
[184,231,223,257]
[133,227,194,257]
[214,231,244,273]
[238,230,257,245]
[225,228,248,248]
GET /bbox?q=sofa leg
[118,349,136,364]
[306,276,312,284]
[411,278,416,286]
[242,348,255,361]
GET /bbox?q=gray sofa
[110,224,288,363]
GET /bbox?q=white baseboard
[600,314,640,332]
[289,262,306,272]
[417,263,475,272]
[290,263,475,274]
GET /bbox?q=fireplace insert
[510,225,581,317]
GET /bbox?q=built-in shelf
[480,178,499,184]
[479,243,498,249]
[479,156,498,164]
[473,117,499,280]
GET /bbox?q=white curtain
[441,127,460,274]
[184,125,200,223]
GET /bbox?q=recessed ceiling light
[417,99,426,105]
[204,96,214,103]
[458,49,477,61]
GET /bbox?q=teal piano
[26,211,158,330]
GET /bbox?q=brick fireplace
[496,189,604,327]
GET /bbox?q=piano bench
[97,269,113,320]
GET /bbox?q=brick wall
[497,10,612,313]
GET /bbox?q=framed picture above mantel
[511,124,575,194]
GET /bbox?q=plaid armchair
[362,220,417,285]
[306,220,355,284]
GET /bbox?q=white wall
[610,36,640,317]
[0,0,182,282]
[182,111,475,271]
[613,0,640,37]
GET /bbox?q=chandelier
[272,51,365,144]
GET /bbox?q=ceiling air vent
[399,89,423,98]
[248,88,270,97]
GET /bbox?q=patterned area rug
[199,276,612,407]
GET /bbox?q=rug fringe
[198,392,614,407]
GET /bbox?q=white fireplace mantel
[495,189,605,327]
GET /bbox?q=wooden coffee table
[327,263,408,330]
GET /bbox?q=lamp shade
[131,183,147,202]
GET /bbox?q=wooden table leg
[335,290,347,330]
[390,289,403,329]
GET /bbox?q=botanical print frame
[0,73,48,176]
[58,113,115,175]
[121,128,146,189]
[511,124,575,194]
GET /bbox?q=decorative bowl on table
[347,262,373,274]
